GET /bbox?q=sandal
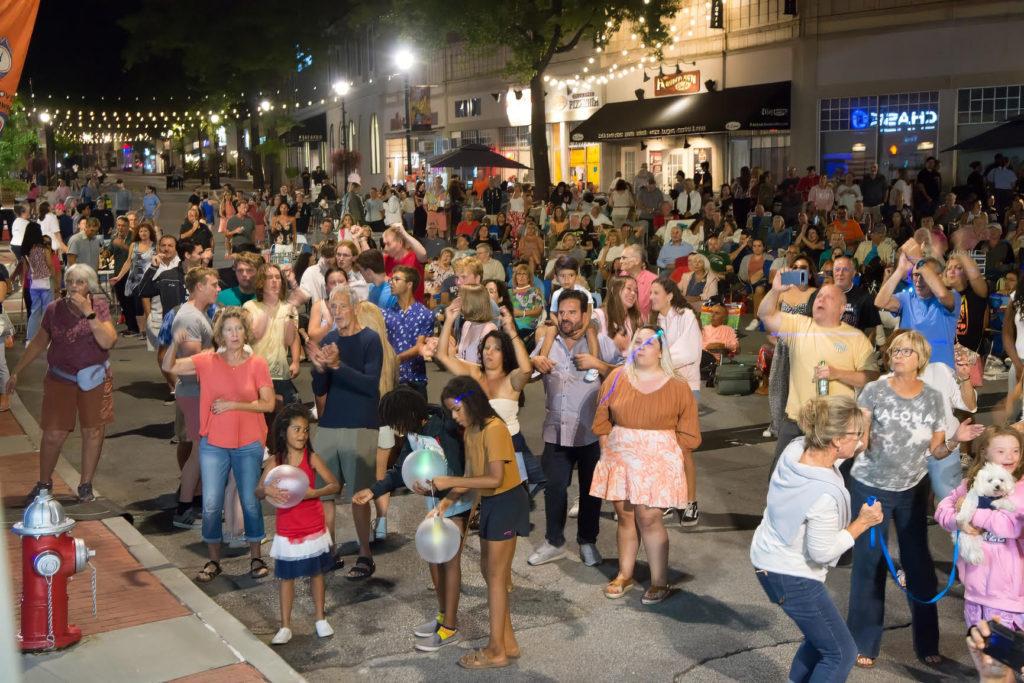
[920,655,942,667]
[855,655,875,669]
[250,557,270,578]
[458,648,509,670]
[641,585,671,605]
[195,560,222,583]
[346,555,375,581]
[603,576,635,599]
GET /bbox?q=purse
[49,361,109,391]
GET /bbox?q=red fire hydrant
[13,488,96,651]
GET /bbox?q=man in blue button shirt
[383,266,434,399]
[875,255,959,368]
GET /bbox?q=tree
[120,0,349,189]
[377,0,678,200]
[0,98,40,196]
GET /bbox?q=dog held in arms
[955,462,1018,566]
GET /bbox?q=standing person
[108,216,138,334]
[226,199,257,253]
[751,396,883,683]
[343,181,365,226]
[259,405,340,645]
[169,267,219,529]
[17,223,57,344]
[355,249,398,311]
[943,252,989,384]
[9,204,29,259]
[593,274,642,355]
[306,285,383,579]
[217,252,261,307]
[112,179,132,217]
[808,255,880,336]
[109,221,155,339]
[529,289,619,567]
[365,187,385,233]
[430,376,529,670]
[244,263,301,417]
[178,206,213,251]
[758,270,879,468]
[617,244,658,319]
[649,278,703,525]
[142,185,161,222]
[382,224,428,303]
[382,265,434,398]
[875,255,959,369]
[847,330,974,668]
[162,307,275,582]
[592,326,700,603]
[861,163,887,223]
[8,264,118,503]
[334,241,369,301]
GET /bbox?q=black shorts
[478,485,530,542]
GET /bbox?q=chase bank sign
[850,108,937,131]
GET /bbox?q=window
[329,123,334,151]
[295,44,313,72]
[959,84,1024,125]
[347,120,356,151]
[498,126,531,170]
[749,134,790,182]
[370,114,381,173]
[455,98,481,118]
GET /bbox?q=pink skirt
[590,427,688,509]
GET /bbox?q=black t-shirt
[180,220,213,249]
[956,285,989,351]
[293,203,310,234]
[808,284,879,333]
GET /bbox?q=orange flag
[0,0,40,136]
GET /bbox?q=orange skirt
[590,427,687,509]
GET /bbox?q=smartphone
[983,621,1024,671]
[781,270,808,287]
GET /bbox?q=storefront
[819,91,939,179]
[282,113,327,175]
[952,83,1024,180]
[569,81,791,191]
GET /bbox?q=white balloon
[401,448,448,494]
[263,464,309,509]
[415,516,461,564]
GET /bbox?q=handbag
[49,361,109,391]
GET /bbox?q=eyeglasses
[890,347,916,358]
[390,276,408,283]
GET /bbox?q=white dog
[956,462,1018,566]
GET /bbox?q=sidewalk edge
[8,393,304,683]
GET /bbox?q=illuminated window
[370,114,381,173]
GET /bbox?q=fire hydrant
[12,488,96,651]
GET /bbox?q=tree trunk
[246,96,266,190]
[529,70,551,202]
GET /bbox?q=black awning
[944,115,1024,152]
[281,113,327,146]
[570,81,791,143]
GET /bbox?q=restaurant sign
[655,71,701,97]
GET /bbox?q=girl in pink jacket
[935,426,1024,631]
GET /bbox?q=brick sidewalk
[2,398,298,682]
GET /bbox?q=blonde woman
[355,301,400,541]
[591,326,700,604]
[454,284,498,364]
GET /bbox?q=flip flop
[855,655,875,669]
[641,585,671,605]
[458,649,509,669]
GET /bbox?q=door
[621,147,639,186]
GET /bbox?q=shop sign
[506,87,532,127]
[590,124,709,141]
[850,108,937,132]
[655,71,701,97]
[568,91,599,110]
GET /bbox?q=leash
[866,496,959,604]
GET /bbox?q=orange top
[830,218,864,243]
[464,417,521,497]
[592,369,702,453]
[193,351,273,448]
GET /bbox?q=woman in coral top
[591,326,701,605]
[164,306,276,583]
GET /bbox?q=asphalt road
[4,175,989,681]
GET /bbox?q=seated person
[818,232,849,269]
[455,214,481,239]
[702,304,739,361]
[656,225,694,276]
[829,205,865,246]
[699,234,735,276]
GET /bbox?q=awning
[281,113,327,146]
[570,81,791,143]
[944,115,1024,152]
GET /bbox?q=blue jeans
[847,477,939,659]
[756,570,857,682]
[26,288,53,342]
[199,438,265,544]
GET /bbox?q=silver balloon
[401,448,448,494]
[263,464,309,509]
[415,516,461,564]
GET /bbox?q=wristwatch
[85,312,97,320]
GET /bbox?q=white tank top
[489,397,521,436]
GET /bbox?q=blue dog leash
[865,495,959,605]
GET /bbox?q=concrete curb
[8,393,304,683]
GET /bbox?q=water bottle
[816,361,829,396]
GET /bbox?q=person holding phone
[967,619,1024,682]
[751,395,883,682]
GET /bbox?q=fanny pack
[50,361,109,391]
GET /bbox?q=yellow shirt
[243,300,297,380]
[779,313,878,421]
[463,417,520,497]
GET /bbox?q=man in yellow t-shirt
[758,269,880,470]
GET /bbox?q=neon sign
[850,108,937,131]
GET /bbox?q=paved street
[5,176,987,680]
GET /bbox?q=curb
[8,393,304,683]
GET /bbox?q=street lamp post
[209,113,222,189]
[332,80,351,189]
[394,48,415,182]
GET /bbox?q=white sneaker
[762,427,773,438]
[527,540,567,566]
[271,627,292,645]
[745,319,760,332]
[567,497,580,518]
[315,620,334,638]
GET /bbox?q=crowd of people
[5,153,1024,678]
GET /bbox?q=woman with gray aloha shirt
[847,329,973,669]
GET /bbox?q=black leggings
[115,280,140,333]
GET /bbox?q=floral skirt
[590,427,687,509]
[508,210,525,233]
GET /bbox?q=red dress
[269,450,333,579]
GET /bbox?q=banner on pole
[0,0,41,137]
[709,0,724,29]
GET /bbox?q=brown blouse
[592,369,702,453]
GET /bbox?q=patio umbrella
[427,143,530,169]
[944,115,1024,151]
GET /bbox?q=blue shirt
[384,302,435,383]
[656,241,694,269]
[368,281,398,310]
[894,288,961,368]
[765,228,792,255]
[312,327,383,428]
[142,193,160,218]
